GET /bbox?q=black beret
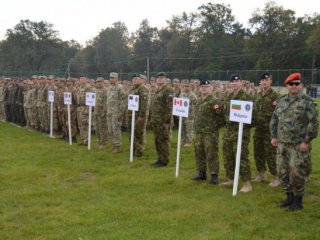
[200,80,210,86]
[130,73,140,79]
[156,72,167,77]
[260,72,272,80]
[230,74,242,82]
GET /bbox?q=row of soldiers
[0,73,307,190]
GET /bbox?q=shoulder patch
[213,104,220,109]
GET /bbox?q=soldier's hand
[271,138,278,147]
[300,142,309,152]
[164,123,170,130]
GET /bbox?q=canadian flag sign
[64,92,72,105]
[172,97,189,118]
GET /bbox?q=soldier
[253,72,280,187]
[106,72,126,153]
[0,78,6,120]
[192,80,225,184]
[127,73,149,157]
[220,74,253,193]
[270,72,318,211]
[150,72,174,167]
[94,77,108,149]
[180,79,197,147]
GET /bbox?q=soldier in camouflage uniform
[94,77,108,149]
[127,73,149,157]
[253,72,280,187]
[270,72,318,211]
[150,72,174,167]
[0,78,6,120]
[106,72,126,153]
[180,79,197,147]
[220,74,253,193]
[192,80,225,184]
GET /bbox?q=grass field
[0,114,320,239]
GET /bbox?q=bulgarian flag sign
[231,104,241,111]
[229,100,253,124]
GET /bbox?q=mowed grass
[0,112,320,239]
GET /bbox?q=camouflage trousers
[63,106,77,138]
[95,112,107,146]
[153,123,170,164]
[193,132,219,174]
[40,106,49,131]
[128,120,146,156]
[0,101,5,120]
[223,132,251,182]
[24,107,33,127]
[107,113,122,147]
[277,143,309,196]
[182,118,193,144]
[77,106,89,144]
[253,127,277,175]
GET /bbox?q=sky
[1,0,319,45]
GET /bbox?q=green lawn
[0,116,320,239]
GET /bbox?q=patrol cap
[181,79,190,84]
[230,73,242,82]
[156,72,167,77]
[96,77,104,82]
[110,72,118,78]
[200,80,210,86]
[285,72,301,84]
[260,72,272,80]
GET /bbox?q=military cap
[181,79,190,84]
[31,75,38,79]
[109,72,118,78]
[48,75,55,80]
[96,77,104,82]
[200,80,210,86]
[156,72,167,77]
[260,72,272,80]
[285,72,301,84]
[130,73,140,79]
[230,73,242,82]
[140,74,147,80]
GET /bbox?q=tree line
[0,2,320,83]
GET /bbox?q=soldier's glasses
[288,82,301,86]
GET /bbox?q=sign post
[85,92,96,150]
[172,97,189,178]
[48,91,55,138]
[128,95,139,162]
[229,100,253,196]
[64,92,72,145]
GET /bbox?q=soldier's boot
[220,178,233,187]
[239,181,253,193]
[253,171,265,183]
[98,145,106,150]
[209,174,219,184]
[183,143,192,147]
[72,137,77,143]
[112,146,121,153]
[288,195,303,211]
[269,175,281,187]
[192,171,207,181]
[279,192,294,208]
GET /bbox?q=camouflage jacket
[150,84,174,125]
[193,95,224,134]
[128,83,149,119]
[94,88,107,114]
[270,92,318,144]
[180,90,197,119]
[106,84,126,116]
[252,87,279,129]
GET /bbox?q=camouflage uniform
[94,87,108,147]
[0,82,5,120]
[106,83,126,148]
[223,89,252,182]
[76,85,90,145]
[253,88,279,176]
[193,95,224,175]
[127,83,149,156]
[150,84,174,164]
[180,90,197,145]
[270,92,318,196]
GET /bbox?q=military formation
[0,71,318,211]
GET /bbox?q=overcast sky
[1,0,319,45]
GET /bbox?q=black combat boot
[288,195,303,211]
[209,174,219,184]
[192,171,207,181]
[279,192,294,208]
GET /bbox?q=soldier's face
[156,76,166,86]
[200,85,211,95]
[183,84,191,92]
[231,80,242,90]
[286,81,303,96]
[110,77,117,84]
[260,78,272,89]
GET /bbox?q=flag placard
[128,95,139,111]
[48,91,54,102]
[64,92,72,105]
[85,92,96,106]
[229,100,253,124]
[172,97,189,118]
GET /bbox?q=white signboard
[85,92,96,106]
[229,100,253,124]
[48,91,54,102]
[128,95,139,111]
[64,92,72,105]
[172,97,189,118]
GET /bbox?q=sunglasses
[288,82,301,86]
